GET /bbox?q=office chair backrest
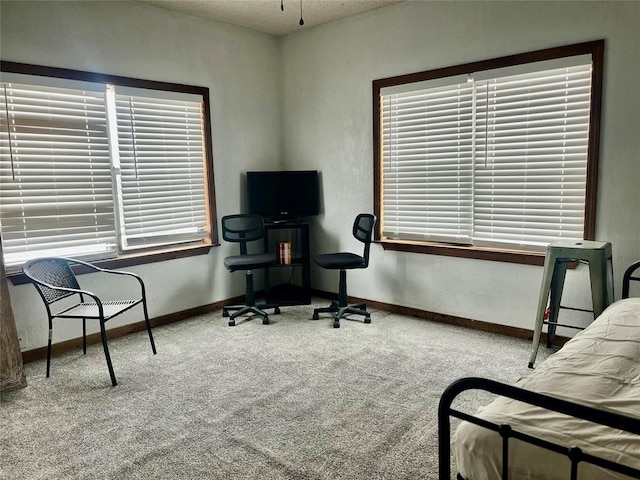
[23,258,80,305]
[352,213,376,268]
[222,214,265,256]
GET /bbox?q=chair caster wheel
[228,320,236,327]
[262,317,269,325]
[312,312,319,320]
[364,316,371,324]
[223,310,229,317]
[333,321,340,328]
[274,306,281,314]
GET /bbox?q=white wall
[1,0,283,350]
[281,1,640,332]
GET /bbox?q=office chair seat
[315,252,366,270]
[55,300,140,320]
[224,252,276,271]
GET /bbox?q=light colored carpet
[0,299,549,479]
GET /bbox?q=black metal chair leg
[46,327,52,378]
[82,318,87,354]
[142,299,157,355]
[99,322,117,386]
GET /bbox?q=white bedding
[452,298,640,480]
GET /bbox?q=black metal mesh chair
[22,257,156,386]
[312,213,376,328]
[221,214,280,326]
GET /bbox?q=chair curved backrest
[222,214,265,256]
[23,258,80,305]
[352,213,376,268]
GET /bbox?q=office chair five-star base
[312,300,371,328]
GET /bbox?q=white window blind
[114,92,208,249]
[380,60,592,251]
[0,83,116,265]
[382,82,474,244]
[473,64,592,248]
[0,75,212,270]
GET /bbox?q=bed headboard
[622,260,640,299]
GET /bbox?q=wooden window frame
[372,40,604,266]
[1,61,219,284]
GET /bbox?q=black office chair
[312,213,376,328]
[22,257,157,386]
[221,214,280,326]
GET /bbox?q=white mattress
[452,298,640,480]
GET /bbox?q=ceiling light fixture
[280,1,305,27]
[299,0,304,26]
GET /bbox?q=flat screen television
[247,170,320,222]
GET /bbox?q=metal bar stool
[528,240,614,368]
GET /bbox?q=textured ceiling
[144,0,402,36]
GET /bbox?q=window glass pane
[0,83,117,266]
[381,82,474,243]
[0,65,215,272]
[378,53,594,252]
[472,64,591,249]
[114,90,209,249]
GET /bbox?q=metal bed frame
[438,377,640,480]
[438,262,640,480]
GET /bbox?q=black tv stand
[263,221,311,305]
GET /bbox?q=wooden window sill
[8,243,217,286]
[376,239,545,266]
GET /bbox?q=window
[0,62,217,274]
[373,41,604,264]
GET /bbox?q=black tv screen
[247,170,320,221]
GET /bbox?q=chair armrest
[622,260,640,299]
[26,275,102,305]
[64,258,147,297]
[64,257,136,276]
